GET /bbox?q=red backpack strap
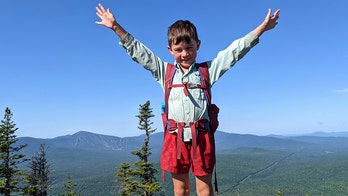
[164,63,176,114]
[195,62,211,105]
[161,63,176,181]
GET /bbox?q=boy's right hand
[95,3,116,29]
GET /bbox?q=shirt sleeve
[119,33,167,89]
[208,31,259,86]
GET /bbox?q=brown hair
[167,20,200,46]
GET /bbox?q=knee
[196,175,214,196]
[196,185,213,196]
[174,186,190,196]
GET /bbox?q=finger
[268,8,272,17]
[96,7,102,15]
[274,9,281,16]
[99,3,106,12]
[96,11,102,18]
[264,8,272,21]
[95,21,105,26]
[272,9,280,19]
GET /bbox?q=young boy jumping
[96,3,280,196]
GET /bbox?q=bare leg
[171,173,190,196]
[195,174,214,196]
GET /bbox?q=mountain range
[19,130,348,156]
[16,130,348,195]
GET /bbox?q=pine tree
[275,189,283,196]
[24,143,51,196]
[116,163,136,196]
[58,175,79,196]
[0,107,28,195]
[116,101,162,196]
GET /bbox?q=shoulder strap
[196,62,212,106]
[164,63,176,114]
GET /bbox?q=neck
[178,63,191,73]
[180,66,189,73]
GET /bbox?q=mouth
[180,61,191,66]
[181,58,191,63]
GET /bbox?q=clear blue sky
[1,0,347,138]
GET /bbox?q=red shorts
[160,130,216,176]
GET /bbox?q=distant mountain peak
[73,130,100,136]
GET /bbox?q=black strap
[214,165,219,195]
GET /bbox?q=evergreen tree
[0,107,28,195]
[116,163,137,196]
[24,143,51,196]
[116,101,162,196]
[58,175,79,196]
[275,189,283,196]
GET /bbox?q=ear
[167,45,174,55]
[196,40,201,51]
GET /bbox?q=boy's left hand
[263,9,280,31]
[254,8,280,36]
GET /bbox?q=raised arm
[95,3,127,39]
[253,8,280,37]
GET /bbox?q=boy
[96,3,280,196]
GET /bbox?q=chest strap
[169,83,206,96]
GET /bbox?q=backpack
[161,62,219,134]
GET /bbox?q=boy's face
[168,38,200,71]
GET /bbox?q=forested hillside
[18,131,348,195]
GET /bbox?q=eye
[186,47,194,51]
[174,48,183,53]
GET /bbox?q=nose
[182,50,189,57]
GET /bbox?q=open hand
[95,3,116,29]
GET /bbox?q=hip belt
[166,118,210,162]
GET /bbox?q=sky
[1,0,347,139]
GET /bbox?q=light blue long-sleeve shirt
[120,31,259,141]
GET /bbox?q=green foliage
[275,189,283,196]
[116,101,162,196]
[0,107,28,195]
[58,175,79,196]
[116,162,134,195]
